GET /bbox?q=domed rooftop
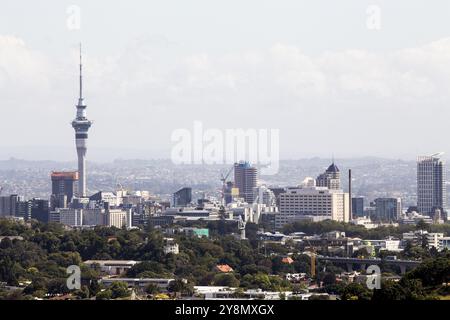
[326,162,339,173]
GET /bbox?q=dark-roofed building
[316,162,341,190]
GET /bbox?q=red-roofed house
[215,264,234,273]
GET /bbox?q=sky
[1,0,450,161]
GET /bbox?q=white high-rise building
[417,154,446,216]
[106,208,130,229]
[234,161,258,204]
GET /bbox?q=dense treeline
[318,252,450,300]
[282,219,450,239]
[0,219,308,298]
[0,218,449,300]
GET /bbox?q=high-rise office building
[417,154,446,216]
[373,197,402,222]
[173,187,192,207]
[30,198,50,223]
[16,200,32,220]
[71,45,92,197]
[0,195,21,217]
[234,161,258,204]
[51,171,79,209]
[352,197,365,217]
[316,162,341,190]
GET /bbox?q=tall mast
[79,43,83,104]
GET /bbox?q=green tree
[213,273,240,287]
[109,281,130,299]
[340,283,372,301]
[145,283,160,295]
[96,289,112,300]
[168,279,194,296]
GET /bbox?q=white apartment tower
[417,154,446,216]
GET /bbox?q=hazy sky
[1,0,450,161]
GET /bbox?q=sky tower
[71,44,92,197]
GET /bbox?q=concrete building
[100,278,175,291]
[402,230,444,249]
[82,208,106,226]
[439,237,450,251]
[352,197,365,218]
[173,187,192,207]
[163,238,179,255]
[426,233,444,249]
[89,191,121,207]
[254,185,276,207]
[30,199,50,223]
[234,161,258,204]
[274,213,317,229]
[278,186,350,226]
[51,171,78,209]
[361,239,402,252]
[417,154,446,217]
[350,217,378,229]
[16,200,32,220]
[373,198,402,222]
[59,208,83,227]
[316,162,341,190]
[84,260,139,276]
[0,195,21,217]
[399,211,433,225]
[106,208,130,229]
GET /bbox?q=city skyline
[1,1,450,305]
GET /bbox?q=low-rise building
[402,231,444,249]
[83,260,139,276]
[0,236,24,243]
[163,238,179,255]
[439,237,450,251]
[215,264,233,273]
[100,278,175,291]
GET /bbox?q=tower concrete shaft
[71,44,92,197]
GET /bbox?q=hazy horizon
[0,147,440,163]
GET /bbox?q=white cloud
[2,35,450,158]
[0,36,52,97]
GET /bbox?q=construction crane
[304,238,317,279]
[220,165,234,205]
